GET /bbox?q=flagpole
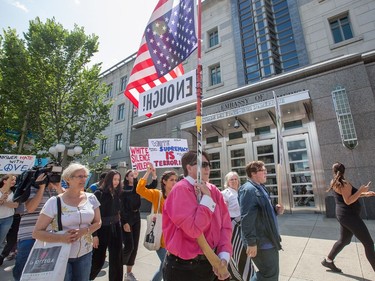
[273,91,283,205]
[193,0,229,278]
[196,0,203,187]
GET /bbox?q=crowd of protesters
[2,153,374,281]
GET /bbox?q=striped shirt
[17,186,58,241]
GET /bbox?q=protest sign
[148,139,188,168]
[129,147,150,171]
[0,154,36,174]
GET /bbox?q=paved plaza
[1,213,374,281]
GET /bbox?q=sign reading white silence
[0,154,36,174]
[138,69,196,116]
[148,139,188,168]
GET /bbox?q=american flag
[124,0,198,110]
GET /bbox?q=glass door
[284,136,315,208]
[227,145,248,186]
[253,140,278,205]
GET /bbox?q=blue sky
[0,0,158,71]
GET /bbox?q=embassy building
[96,0,375,217]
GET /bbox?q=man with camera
[13,168,64,281]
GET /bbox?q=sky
[0,0,159,71]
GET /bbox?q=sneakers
[5,251,16,261]
[124,272,138,281]
[321,258,342,273]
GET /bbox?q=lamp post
[48,143,83,166]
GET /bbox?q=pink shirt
[162,177,232,261]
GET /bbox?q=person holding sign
[121,169,157,281]
[0,174,18,266]
[162,150,232,281]
[136,163,178,281]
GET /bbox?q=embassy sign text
[138,70,196,116]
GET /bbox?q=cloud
[10,1,29,13]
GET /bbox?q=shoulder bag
[143,192,163,251]
[20,196,71,281]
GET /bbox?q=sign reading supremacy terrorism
[138,70,196,116]
[148,138,188,168]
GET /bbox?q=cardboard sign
[129,147,150,171]
[148,139,188,168]
[0,154,36,174]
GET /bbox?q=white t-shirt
[221,187,241,218]
[0,191,15,219]
[41,193,100,258]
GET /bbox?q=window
[100,139,107,154]
[115,134,123,151]
[117,103,125,121]
[120,76,127,92]
[208,28,219,48]
[209,64,221,86]
[332,86,358,149]
[329,14,353,44]
[106,83,113,98]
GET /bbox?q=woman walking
[322,162,375,273]
[136,164,177,281]
[0,174,18,266]
[121,169,157,281]
[33,163,101,281]
[222,171,253,281]
[90,170,123,281]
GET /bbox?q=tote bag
[21,196,71,281]
[143,192,163,251]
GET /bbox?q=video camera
[34,163,63,186]
[13,163,63,203]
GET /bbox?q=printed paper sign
[129,147,150,171]
[148,139,188,168]
[138,70,196,116]
[0,154,36,174]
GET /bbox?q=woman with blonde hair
[322,162,375,273]
[222,171,253,281]
[33,163,101,281]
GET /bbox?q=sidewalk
[1,213,374,281]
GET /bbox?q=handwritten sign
[148,139,188,168]
[0,154,36,174]
[129,147,150,171]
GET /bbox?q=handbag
[20,196,71,281]
[143,192,163,251]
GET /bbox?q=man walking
[239,160,284,281]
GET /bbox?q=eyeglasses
[257,168,267,173]
[71,175,89,179]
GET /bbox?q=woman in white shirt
[0,174,18,264]
[221,171,241,219]
[33,163,102,281]
[221,171,254,281]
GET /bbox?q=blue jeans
[0,216,13,253]
[153,247,167,281]
[251,247,279,281]
[64,251,92,281]
[13,239,35,281]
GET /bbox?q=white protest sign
[0,154,36,174]
[148,139,188,168]
[138,69,196,116]
[129,147,150,171]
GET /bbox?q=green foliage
[0,17,111,158]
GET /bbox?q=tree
[0,17,112,162]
